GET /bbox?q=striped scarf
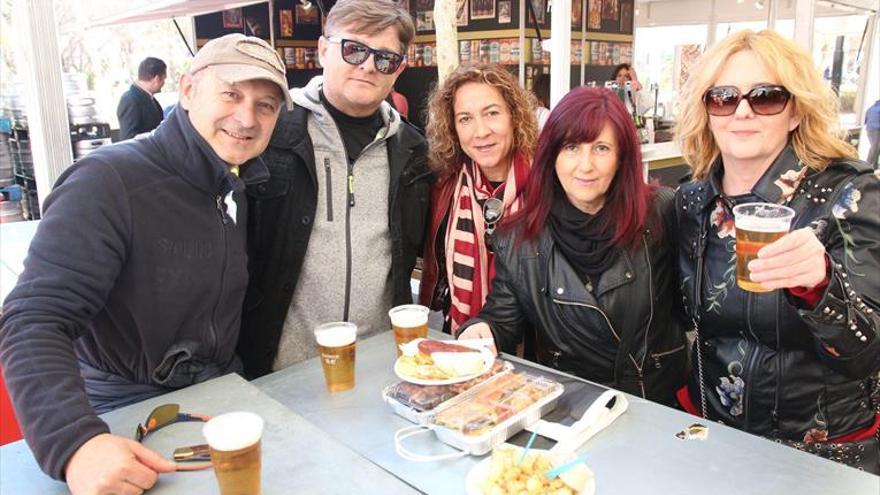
[445,152,530,335]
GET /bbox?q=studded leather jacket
[676,146,880,472]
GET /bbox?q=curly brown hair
[426,64,539,178]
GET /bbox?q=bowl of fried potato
[465,444,595,495]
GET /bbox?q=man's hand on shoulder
[65,433,176,495]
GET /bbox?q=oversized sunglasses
[135,403,213,471]
[702,84,792,117]
[483,197,504,254]
[324,36,405,75]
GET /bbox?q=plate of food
[465,444,595,495]
[394,338,495,386]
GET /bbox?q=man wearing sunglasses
[0,34,291,494]
[239,0,431,376]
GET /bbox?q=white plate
[394,339,495,386]
[465,446,596,495]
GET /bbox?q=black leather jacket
[464,190,687,405]
[238,104,431,378]
[676,146,880,467]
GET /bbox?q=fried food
[478,445,585,495]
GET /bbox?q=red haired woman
[459,87,686,404]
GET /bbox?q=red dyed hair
[512,86,654,248]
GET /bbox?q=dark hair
[532,73,550,109]
[611,63,631,79]
[138,57,167,81]
[514,87,653,248]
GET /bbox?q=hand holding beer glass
[315,322,357,392]
[202,412,263,495]
[733,202,795,292]
[388,304,429,356]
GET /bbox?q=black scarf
[548,185,618,284]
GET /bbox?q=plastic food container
[430,372,563,455]
[382,360,513,424]
[393,371,564,460]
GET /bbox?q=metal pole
[13,0,73,208]
[550,0,572,108]
[519,0,526,88]
[793,0,814,52]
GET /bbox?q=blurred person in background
[116,56,166,140]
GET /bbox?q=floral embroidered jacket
[676,145,880,448]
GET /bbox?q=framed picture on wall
[529,0,546,24]
[457,0,469,26]
[588,0,601,30]
[296,3,320,25]
[416,11,434,32]
[280,9,293,37]
[620,1,633,32]
[222,8,242,28]
[498,1,511,23]
[602,0,619,21]
[572,0,583,28]
[471,0,496,20]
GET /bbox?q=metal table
[0,373,418,494]
[254,330,879,495]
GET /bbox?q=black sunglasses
[483,197,504,254]
[324,36,405,75]
[702,84,792,117]
[135,403,213,471]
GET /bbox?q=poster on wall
[529,0,546,24]
[280,9,293,37]
[602,0,619,21]
[572,0,583,28]
[498,0,511,23]
[296,3,320,24]
[675,44,703,89]
[620,1,633,32]
[587,0,601,30]
[471,0,496,20]
[222,8,242,28]
[456,0,469,26]
[416,11,434,31]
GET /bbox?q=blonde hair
[426,64,538,178]
[675,29,855,180]
[324,0,415,53]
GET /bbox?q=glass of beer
[314,322,357,392]
[732,202,796,293]
[388,304,429,356]
[202,411,263,495]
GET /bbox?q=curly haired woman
[418,64,538,334]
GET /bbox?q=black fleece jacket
[0,107,267,479]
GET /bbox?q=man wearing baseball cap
[0,34,287,494]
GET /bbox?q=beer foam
[315,325,357,347]
[203,411,263,451]
[734,215,792,232]
[389,306,429,327]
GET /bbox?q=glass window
[633,24,708,118]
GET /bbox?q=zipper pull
[348,173,355,207]
[215,195,228,225]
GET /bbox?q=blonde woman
[675,30,879,472]
[418,64,538,334]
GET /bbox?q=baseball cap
[191,33,293,111]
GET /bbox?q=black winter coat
[676,146,880,472]
[238,104,431,378]
[463,190,687,405]
[116,84,163,140]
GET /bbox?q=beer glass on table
[732,202,796,293]
[315,322,357,392]
[388,304,429,356]
[202,412,263,495]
